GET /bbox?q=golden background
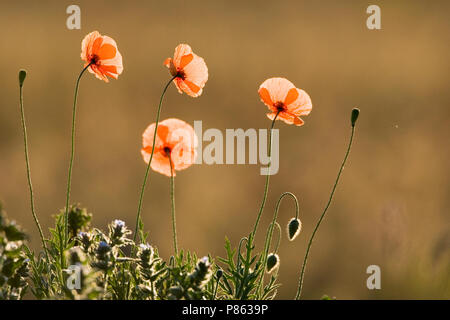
[0,1,449,299]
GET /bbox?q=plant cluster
[0,30,359,300]
[0,204,29,300]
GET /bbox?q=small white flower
[200,256,210,266]
[78,231,89,238]
[113,219,125,228]
[5,242,19,251]
[139,243,151,250]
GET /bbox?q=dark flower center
[274,101,285,112]
[176,70,186,80]
[90,54,100,65]
[163,147,172,156]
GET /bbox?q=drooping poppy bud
[266,253,280,273]
[287,217,302,241]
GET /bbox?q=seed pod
[287,218,302,241]
[351,108,360,127]
[266,253,280,273]
[216,268,223,280]
[19,70,27,87]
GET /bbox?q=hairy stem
[295,125,356,299]
[18,73,49,261]
[64,63,92,247]
[239,111,279,299]
[169,155,178,255]
[257,192,298,297]
[133,76,176,242]
[251,111,280,240]
[213,279,220,300]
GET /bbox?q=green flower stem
[250,111,280,241]
[236,237,249,268]
[133,76,176,243]
[295,124,356,300]
[257,192,299,297]
[273,222,281,253]
[240,111,279,299]
[64,63,92,247]
[213,279,220,300]
[169,155,178,255]
[18,71,49,261]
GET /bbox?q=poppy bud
[287,218,302,241]
[19,70,27,87]
[351,108,360,127]
[266,253,280,273]
[216,268,223,280]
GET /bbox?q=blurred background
[0,0,449,299]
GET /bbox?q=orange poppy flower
[81,31,123,82]
[141,118,198,177]
[163,44,208,97]
[258,77,312,126]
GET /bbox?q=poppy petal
[284,88,299,106]
[98,44,117,60]
[173,44,193,67]
[259,88,274,106]
[156,125,169,142]
[163,58,172,67]
[100,65,118,74]
[179,54,194,69]
[183,80,201,94]
[293,117,305,126]
[92,37,103,55]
